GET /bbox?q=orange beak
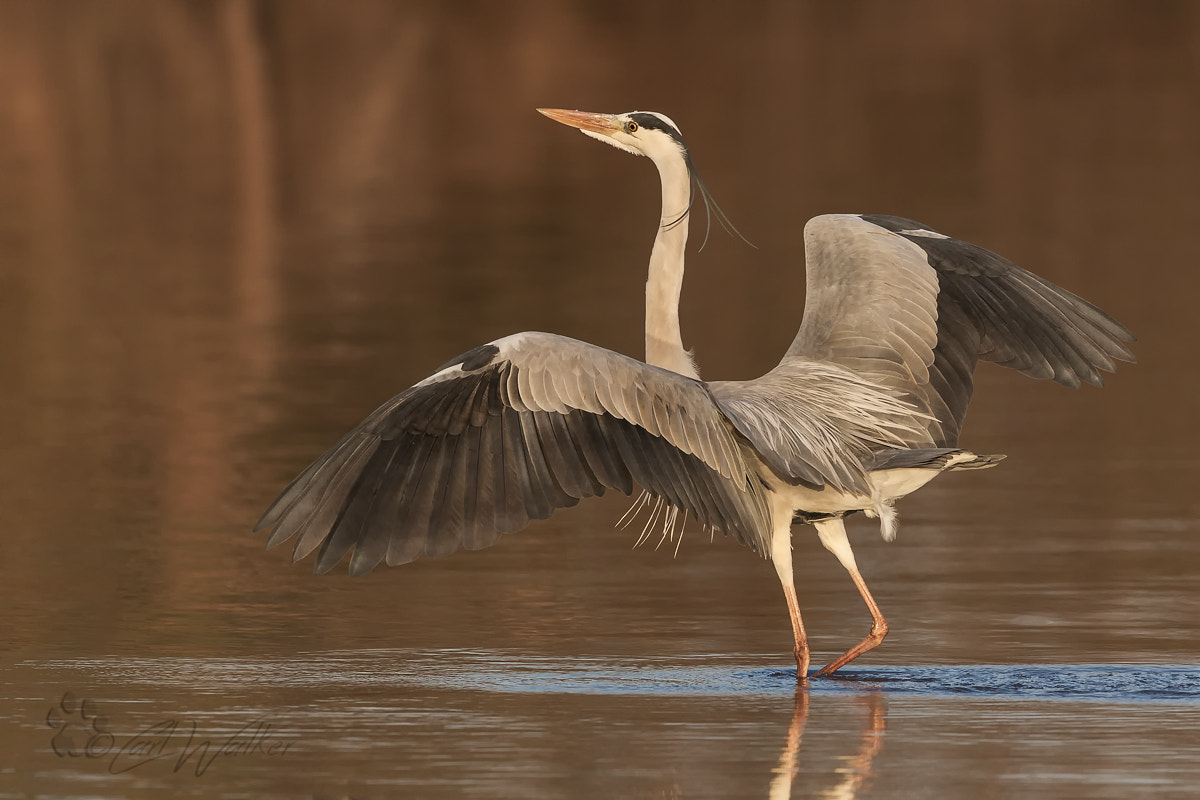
[537,108,622,136]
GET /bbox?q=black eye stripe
[627,112,685,148]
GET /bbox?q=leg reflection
[820,692,886,800]
[767,690,809,800]
[767,691,886,800]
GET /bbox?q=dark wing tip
[859,213,936,234]
[434,343,500,374]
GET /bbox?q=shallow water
[3,3,1199,798]
[7,654,1200,799]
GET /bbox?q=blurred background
[1,1,1197,798]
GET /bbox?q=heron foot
[815,619,889,677]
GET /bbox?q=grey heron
[256,108,1134,680]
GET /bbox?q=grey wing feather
[788,215,940,392]
[788,214,1135,447]
[255,332,773,574]
[708,359,932,494]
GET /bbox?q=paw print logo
[46,691,114,758]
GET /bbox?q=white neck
[645,156,699,379]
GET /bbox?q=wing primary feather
[518,412,573,518]
[337,434,432,573]
[948,279,1049,377]
[454,422,488,551]
[256,436,348,534]
[320,437,403,570]
[1008,272,1131,372]
[667,445,729,533]
[415,437,466,558]
[974,277,1086,386]
[534,411,602,498]
[495,407,532,533]
[461,416,502,552]
[307,434,410,573]
[371,434,437,569]
[422,433,468,555]
[566,411,634,494]
[606,419,663,497]
[983,275,1104,385]
[261,429,371,542]
[434,432,471,543]
[279,433,380,561]
[637,432,696,519]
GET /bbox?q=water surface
[7,653,1200,799]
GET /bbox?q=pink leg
[816,561,888,676]
[781,580,811,681]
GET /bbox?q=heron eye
[625,121,638,133]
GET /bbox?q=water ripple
[21,651,1200,704]
[813,663,1200,702]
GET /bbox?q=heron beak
[537,108,623,137]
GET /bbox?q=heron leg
[782,580,811,680]
[813,518,888,677]
[771,518,810,681]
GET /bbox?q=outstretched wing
[255,332,772,575]
[787,214,1135,446]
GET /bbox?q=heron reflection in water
[769,691,886,800]
[256,108,1134,680]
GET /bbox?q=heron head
[537,107,749,248]
[537,108,688,164]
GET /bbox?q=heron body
[257,108,1134,680]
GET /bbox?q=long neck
[645,156,698,378]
